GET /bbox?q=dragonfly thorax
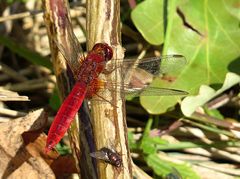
[77,54,106,85]
[76,43,113,85]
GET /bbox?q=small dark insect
[90,147,122,168]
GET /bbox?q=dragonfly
[45,17,187,153]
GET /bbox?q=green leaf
[141,136,169,154]
[55,142,70,155]
[139,117,169,154]
[224,0,240,20]
[131,0,164,45]
[146,153,200,179]
[181,73,240,116]
[204,108,224,119]
[140,0,240,114]
[49,87,61,111]
[128,131,138,150]
[0,35,52,70]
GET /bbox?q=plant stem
[86,0,133,178]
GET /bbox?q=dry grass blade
[0,88,29,101]
[4,77,55,92]
[0,67,36,82]
[0,10,42,23]
[0,2,84,23]
[0,108,26,117]
[0,62,28,82]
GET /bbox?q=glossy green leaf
[140,0,240,114]
[146,153,200,179]
[131,0,164,45]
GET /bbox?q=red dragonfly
[45,19,187,153]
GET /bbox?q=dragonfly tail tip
[44,145,52,154]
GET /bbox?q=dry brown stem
[87,0,132,178]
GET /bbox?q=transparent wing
[120,55,187,81]
[123,86,188,98]
[83,54,187,99]
[91,84,188,100]
[55,14,85,76]
[103,55,186,86]
[90,151,110,162]
[87,79,188,100]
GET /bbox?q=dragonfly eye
[92,43,113,61]
[103,44,113,61]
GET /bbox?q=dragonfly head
[92,43,113,62]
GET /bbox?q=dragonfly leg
[102,66,117,75]
[94,93,118,108]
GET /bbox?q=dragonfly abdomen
[45,82,87,153]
